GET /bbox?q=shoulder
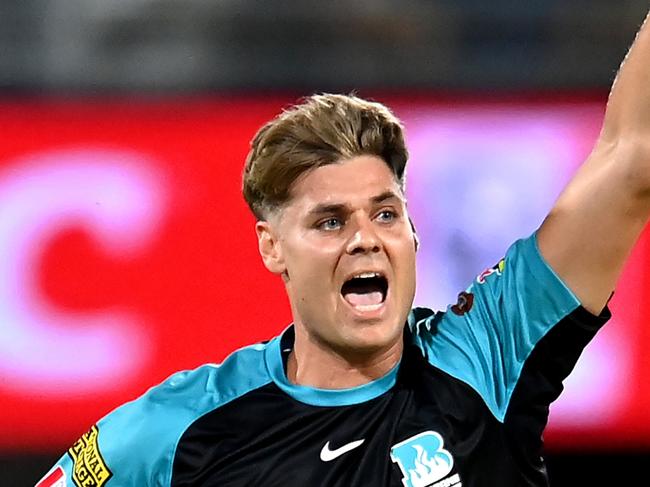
[119,340,272,424]
[148,341,273,407]
[72,341,274,486]
[406,233,606,422]
[407,233,582,362]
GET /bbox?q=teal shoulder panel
[37,341,273,487]
[410,233,580,422]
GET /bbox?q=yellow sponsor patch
[67,425,113,487]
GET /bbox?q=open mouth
[341,272,388,310]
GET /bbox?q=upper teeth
[354,272,380,279]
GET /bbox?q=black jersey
[37,234,609,487]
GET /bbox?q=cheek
[389,237,418,283]
[284,239,340,286]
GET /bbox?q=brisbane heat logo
[390,431,461,487]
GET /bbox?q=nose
[345,215,381,255]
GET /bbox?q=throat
[286,327,403,389]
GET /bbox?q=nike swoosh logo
[320,439,365,462]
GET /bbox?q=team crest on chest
[390,431,461,487]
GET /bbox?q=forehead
[287,155,403,211]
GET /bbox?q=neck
[286,325,403,389]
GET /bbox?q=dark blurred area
[1,0,648,94]
[2,1,649,486]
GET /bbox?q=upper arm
[538,10,650,314]
[537,140,650,315]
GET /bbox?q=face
[256,155,417,357]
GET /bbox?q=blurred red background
[1,97,648,455]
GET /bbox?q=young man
[38,11,650,487]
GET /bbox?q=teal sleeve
[36,368,220,487]
[35,342,272,486]
[410,232,581,422]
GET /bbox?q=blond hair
[242,93,408,220]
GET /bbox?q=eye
[318,217,342,231]
[376,209,397,223]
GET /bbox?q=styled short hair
[242,93,409,220]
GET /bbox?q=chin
[340,318,402,352]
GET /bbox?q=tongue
[343,291,383,307]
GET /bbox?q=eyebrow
[307,191,403,216]
[371,190,402,205]
[308,203,347,217]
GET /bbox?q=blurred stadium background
[2,1,650,485]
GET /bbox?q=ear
[255,220,286,275]
[409,217,420,252]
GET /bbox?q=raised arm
[537,11,650,315]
